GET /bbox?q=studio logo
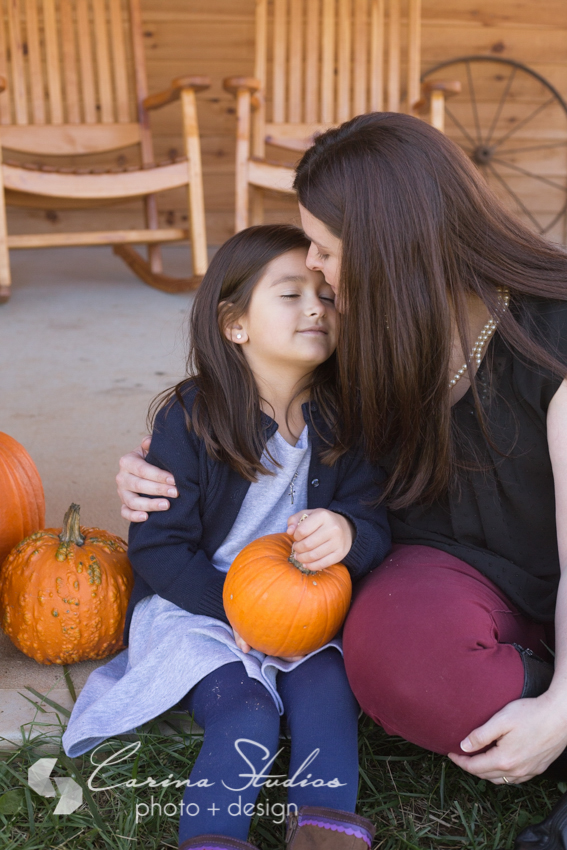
[28,758,83,815]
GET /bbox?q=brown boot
[179,835,258,850]
[285,806,376,850]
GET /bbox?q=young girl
[63,225,390,850]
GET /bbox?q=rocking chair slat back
[304,0,318,123]
[76,0,98,124]
[225,0,456,233]
[0,12,9,124]
[263,0,421,131]
[25,0,45,124]
[60,0,81,124]
[8,0,28,125]
[0,0,142,142]
[92,0,114,123]
[109,0,129,122]
[43,0,64,124]
[0,0,211,303]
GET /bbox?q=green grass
[0,690,563,850]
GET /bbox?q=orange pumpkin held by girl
[223,532,352,657]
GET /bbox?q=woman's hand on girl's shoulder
[287,508,355,570]
[116,436,179,522]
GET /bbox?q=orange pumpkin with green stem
[0,504,133,664]
[223,532,352,657]
[0,432,45,566]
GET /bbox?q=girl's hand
[116,436,178,522]
[233,628,304,662]
[287,509,354,570]
[448,690,567,784]
[233,628,252,654]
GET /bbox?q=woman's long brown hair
[150,224,339,481]
[293,112,567,509]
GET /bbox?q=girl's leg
[343,544,550,755]
[278,648,360,812]
[176,661,281,843]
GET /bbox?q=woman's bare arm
[116,436,178,522]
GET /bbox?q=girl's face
[227,248,337,372]
[299,204,343,295]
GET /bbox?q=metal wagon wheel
[422,56,567,245]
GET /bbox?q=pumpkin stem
[58,504,85,546]
[288,549,319,576]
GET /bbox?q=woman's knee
[342,546,537,753]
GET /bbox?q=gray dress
[63,427,343,758]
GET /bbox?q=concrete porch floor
[0,244,203,749]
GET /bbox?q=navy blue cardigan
[125,384,391,645]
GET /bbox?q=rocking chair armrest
[223,77,261,98]
[414,79,461,112]
[0,76,6,93]
[144,76,211,111]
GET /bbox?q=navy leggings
[176,648,360,843]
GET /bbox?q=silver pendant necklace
[288,471,299,505]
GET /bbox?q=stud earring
[236,333,242,339]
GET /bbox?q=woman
[117,113,567,848]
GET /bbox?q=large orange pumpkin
[0,503,133,665]
[0,432,45,566]
[223,532,352,657]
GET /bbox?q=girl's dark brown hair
[294,111,567,509]
[150,224,338,481]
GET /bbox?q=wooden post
[129,0,162,274]
[430,90,445,132]
[251,0,268,225]
[387,0,400,112]
[181,88,208,277]
[0,140,12,302]
[407,0,421,113]
[370,0,384,112]
[235,87,252,233]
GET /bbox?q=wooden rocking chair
[224,0,459,233]
[0,0,210,304]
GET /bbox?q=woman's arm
[117,436,179,522]
[448,377,567,783]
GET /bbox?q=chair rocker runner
[223,0,459,233]
[0,0,210,304]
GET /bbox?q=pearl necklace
[448,286,510,389]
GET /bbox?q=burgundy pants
[343,544,553,755]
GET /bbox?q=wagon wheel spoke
[539,201,567,236]
[492,97,556,150]
[491,156,567,194]
[485,66,517,146]
[466,61,483,144]
[497,140,567,156]
[444,104,477,149]
[486,162,542,231]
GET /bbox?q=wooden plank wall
[6,0,567,247]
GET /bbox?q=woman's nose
[306,244,321,271]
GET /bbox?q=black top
[387,297,567,624]
[125,383,391,645]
